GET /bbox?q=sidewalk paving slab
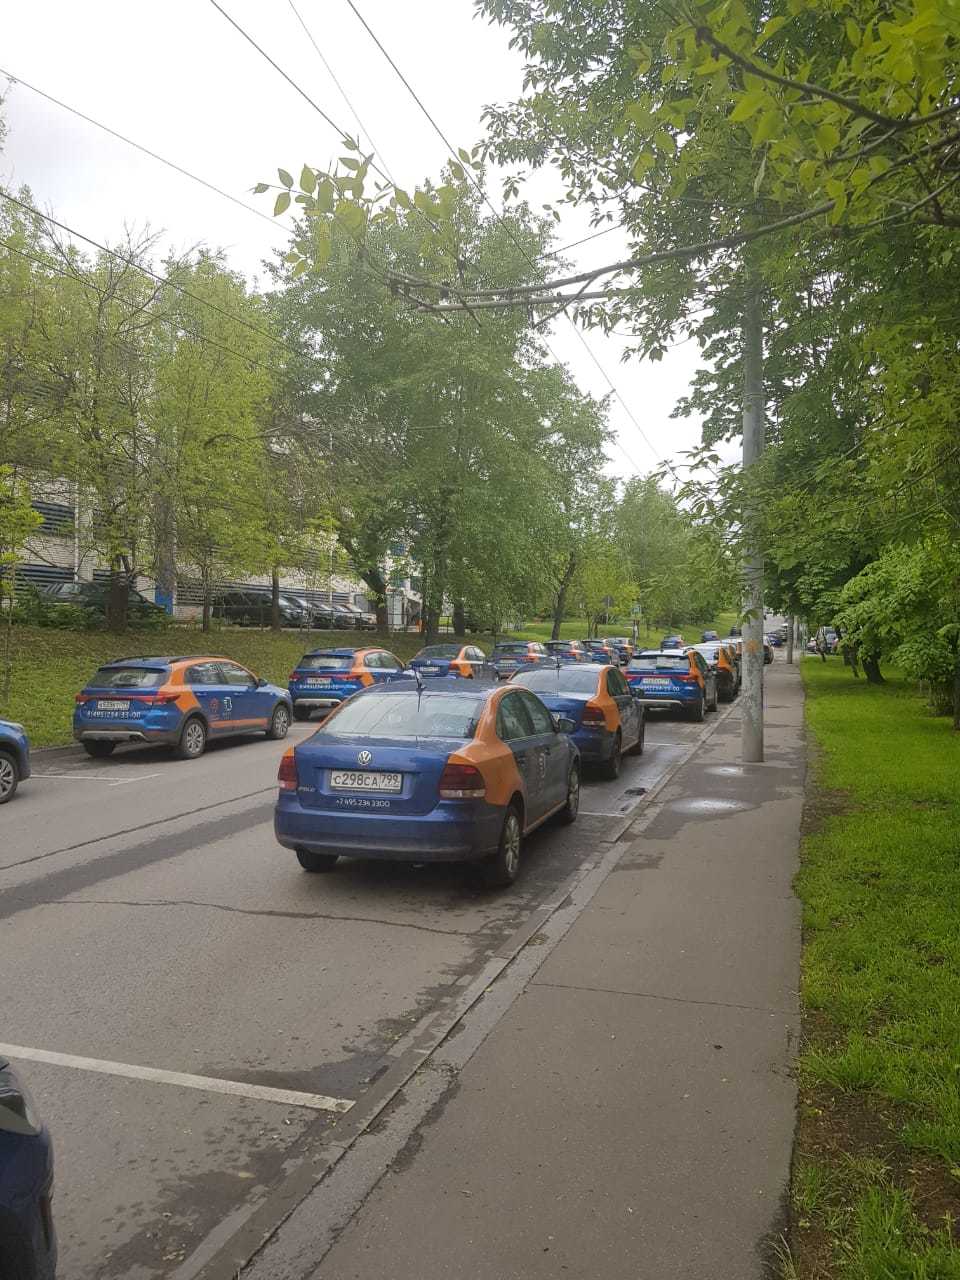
[274,662,806,1280]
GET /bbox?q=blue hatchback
[0,720,31,804]
[0,1057,56,1279]
[288,647,405,721]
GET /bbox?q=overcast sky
[1,0,722,480]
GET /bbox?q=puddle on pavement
[667,796,750,815]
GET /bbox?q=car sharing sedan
[0,1056,57,1280]
[509,662,643,780]
[581,638,616,664]
[288,647,405,720]
[489,640,549,679]
[408,643,491,680]
[626,649,718,721]
[605,636,635,664]
[275,679,580,887]
[692,641,740,702]
[543,640,589,664]
[0,720,30,804]
[74,656,292,759]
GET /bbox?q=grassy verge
[788,658,960,1278]
[0,625,493,748]
[514,611,738,647]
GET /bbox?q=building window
[31,500,74,536]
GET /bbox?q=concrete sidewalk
[283,662,804,1279]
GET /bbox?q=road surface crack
[532,979,793,1016]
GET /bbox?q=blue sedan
[275,677,580,887]
[0,720,30,803]
[0,1057,57,1279]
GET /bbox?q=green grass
[790,658,960,1277]
[0,624,491,748]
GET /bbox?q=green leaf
[751,110,782,146]
[278,168,294,189]
[729,91,767,123]
[632,152,655,182]
[828,188,848,223]
[458,146,471,164]
[252,182,270,195]
[300,165,316,194]
[753,151,768,198]
[290,259,310,278]
[394,188,412,210]
[273,191,291,217]
[340,157,361,171]
[845,18,861,47]
[449,161,465,181]
[627,43,652,74]
[815,123,841,154]
[755,15,788,48]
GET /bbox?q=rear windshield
[416,645,460,659]
[297,655,353,671]
[513,668,601,693]
[88,666,166,688]
[320,691,485,739]
[629,655,690,673]
[493,644,529,655]
[545,641,575,651]
[584,641,608,648]
[694,646,719,661]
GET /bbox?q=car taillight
[288,671,298,681]
[674,673,696,682]
[582,702,606,727]
[524,654,537,662]
[75,693,91,703]
[277,748,298,791]
[149,691,181,703]
[438,760,486,800]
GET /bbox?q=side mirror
[257,677,268,688]
[554,715,576,735]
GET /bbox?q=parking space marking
[0,1042,354,1115]
[31,771,163,786]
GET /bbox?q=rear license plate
[420,666,440,675]
[641,678,671,687]
[97,700,130,711]
[306,678,332,686]
[499,660,517,667]
[330,770,402,793]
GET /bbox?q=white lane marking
[109,773,162,787]
[579,809,635,818]
[30,771,162,786]
[0,1043,354,1115]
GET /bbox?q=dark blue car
[0,1057,56,1279]
[0,720,30,804]
[288,647,405,721]
[408,643,491,680]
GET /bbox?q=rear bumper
[570,726,616,761]
[274,796,503,862]
[73,726,179,745]
[630,693,697,710]
[291,695,345,711]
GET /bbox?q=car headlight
[0,1063,43,1136]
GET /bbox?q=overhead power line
[342,0,661,478]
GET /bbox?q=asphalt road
[1,709,710,1280]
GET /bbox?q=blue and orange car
[581,638,617,664]
[490,640,550,679]
[274,677,580,886]
[0,720,30,803]
[0,1056,56,1280]
[408,643,491,680]
[510,662,643,779]
[287,647,406,721]
[543,640,589,664]
[625,649,718,721]
[73,656,292,759]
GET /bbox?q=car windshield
[512,667,601,693]
[297,655,353,671]
[629,655,690,673]
[493,644,529,655]
[545,642,574,651]
[415,645,460,659]
[88,666,167,688]
[320,691,486,739]
[693,646,719,662]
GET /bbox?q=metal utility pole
[786,613,796,665]
[741,283,765,763]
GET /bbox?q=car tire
[482,805,523,888]
[293,706,312,722]
[708,683,719,712]
[599,732,622,780]
[175,716,207,760]
[83,740,116,759]
[0,751,19,803]
[267,703,291,740]
[296,848,339,873]
[687,695,705,723]
[627,719,645,756]
[560,763,580,824]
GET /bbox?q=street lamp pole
[741,282,765,763]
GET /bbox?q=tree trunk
[106,561,128,633]
[552,553,577,641]
[271,565,281,632]
[862,652,884,684]
[376,599,389,633]
[453,600,466,637]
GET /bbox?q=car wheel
[175,716,207,760]
[83,740,116,759]
[0,751,19,803]
[482,805,523,888]
[560,763,580,824]
[267,703,291,740]
[687,695,705,723]
[296,848,339,873]
[600,732,622,780]
[708,683,719,712]
[293,706,312,722]
[628,719,645,756]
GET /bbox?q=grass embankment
[789,659,960,1278]
[0,625,470,748]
